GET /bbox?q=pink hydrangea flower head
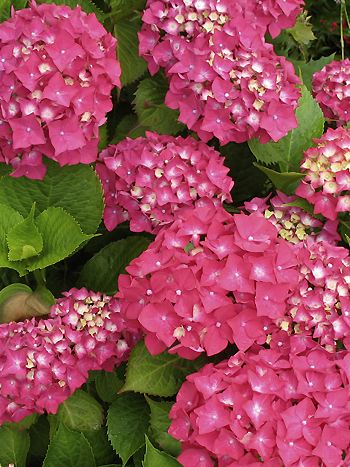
[0,0,121,179]
[313,59,350,123]
[0,288,140,424]
[244,192,340,245]
[296,127,350,220]
[96,132,234,233]
[139,0,301,144]
[169,342,350,466]
[118,198,301,358]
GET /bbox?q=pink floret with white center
[244,192,340,245]
[0,288,140,424]
[169,341,350,466]
[0,0,121,179]
[139,0,302,144]
[96,132,234,233]
[313,59,350,123]
[296,127,350,221]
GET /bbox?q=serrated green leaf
[4,413,38,432]
[107,393,150,466]
[57,390,104,432]
[29,416,50,461]
[114,17,147,86]
[121,341,204,397]
[78,236,151,293]
[7,205,43,261]
[95,370,124,403]
[254,163,305,195]
[110,0,145,19]
[134,75,184,135]
[84,428,116,466]
[12,0,28,9]
[0,161,103,234]
[0,204,26,274]
[248,86,324,171]
[25,207,93,272]
[0,426,30,467]
[287,13,315,45]
[143,436,181,467]
[111,114,146,144]
[37,0,105,21]
[0,0,11,22]
[43,424,95,467]
[292,54,335,90]
[146,397,181,456]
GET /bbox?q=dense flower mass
[0,288,139,424]
[0,1,121,179]
[96,132,233,233]
[313,59,350,123]
[139,0,301,144]
[169,342,350,466]
[244,192,340,245]
[118,198,300,359]
[296,127,350,220]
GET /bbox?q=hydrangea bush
[0,0,350,466]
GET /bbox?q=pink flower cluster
[96,132,233,233]
[244,192,340,245]
[139,0,302,144]
[313,59,350,123]
[0,1,121,179]
[0,288,139,424]
[296,127,350,220]
[118,198,300,359]
[169,341,350,466]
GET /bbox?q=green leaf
[292,54,335,90]
[111,114,146,144]
[287,13,315,45]
[134,74,184,135]
[95,370,124,403]
[107,393,150,466]
[0,426,30,467]
[0,283,32,310]
[37,0,105,21]
[25,207,93,272]
[121,341,204,397]
[29,416,50,461]
[146,397,181,456]
[0,161,103,234]
[57,390,104,432]
[12,0,28,9]
[0,204,26,274]
[254,163,305,195]
[114,16,147,86]
[143,436,181,467]
[0,0,11,22]
[4,413,38,431]
[110,0,145,19]
[84,428,116,466]
[43,424,95,467]
[78,236,151,293]
[7,205,43,261]
[248,86,324,171]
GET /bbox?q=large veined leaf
[0,204,26,274]
[248,86,324,171]
[37,0,105,21]
[78,236,151,293]
[57,390,104,432]
[84,428,116,466]
[143,437,181,467]
[0,0,11,22]
[0,426,30,467]
[254,163,305,195]
[107,393,150,466]
[0,161,103,234]
[292,54,335,90]
[134,75,184,135]
[95,370,124,403]
[43,424,95,467]
[114,16,147,86]
[121,341,205,397]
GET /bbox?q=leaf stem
[341,1,345,60]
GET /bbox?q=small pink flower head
[169,343,350,466]
[96,132,234,233]
[313,59,350,123]
[0,0,121,179]
[118,198,300,358]
[0,288,140,424]
[139,0,301,144]
[296,127,350,220]
[244,192,340,245]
